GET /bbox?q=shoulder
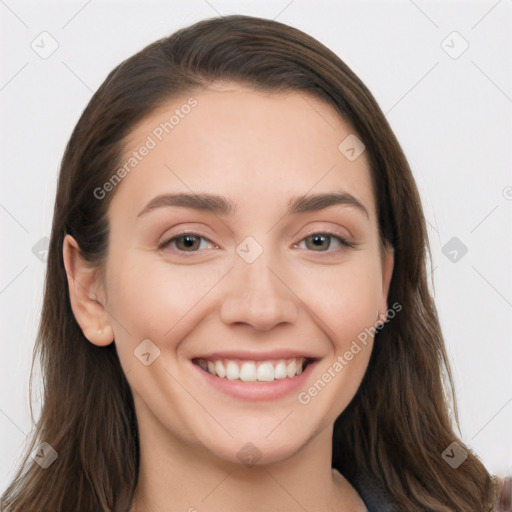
[345,471,512,512]
[494,475,511,511]
[346,470,395,512]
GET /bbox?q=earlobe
[62,234,113,346]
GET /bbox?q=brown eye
[176,235,201,251]
[304,234,331,251]
[298,233,355,252]
[158,233,215,253]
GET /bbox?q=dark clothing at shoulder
[347,470,396,512]
[348,471,439,512]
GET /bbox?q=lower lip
[192,361,318,401]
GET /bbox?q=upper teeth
[197,358,306,382]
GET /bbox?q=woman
[1,14,506,512]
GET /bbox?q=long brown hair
[1,14,500,511]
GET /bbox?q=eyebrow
[137,191,369,219]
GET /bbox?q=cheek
[300,255,383,345]
[105,256,223,346]
[104,258,223,405]
[294,259,382,425]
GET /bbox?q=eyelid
[294,231,356,251]
[158,229,357,254]
[297,224,356,246]
[157,230,217,251]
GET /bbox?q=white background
[1,0,511,493]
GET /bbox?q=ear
[62,234,114,346]
[377,244,394,324]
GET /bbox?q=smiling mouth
[192,357,315,382]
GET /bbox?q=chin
[196,426,315,469]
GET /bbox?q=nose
[220,252,299,331]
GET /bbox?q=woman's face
[83,83,393,465]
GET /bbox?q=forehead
[109,84,376,222]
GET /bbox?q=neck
[130,398,360,512]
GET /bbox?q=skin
[63,82,394,512]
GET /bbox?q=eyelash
[157,231,357,255]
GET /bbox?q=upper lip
[191,350,321,361]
